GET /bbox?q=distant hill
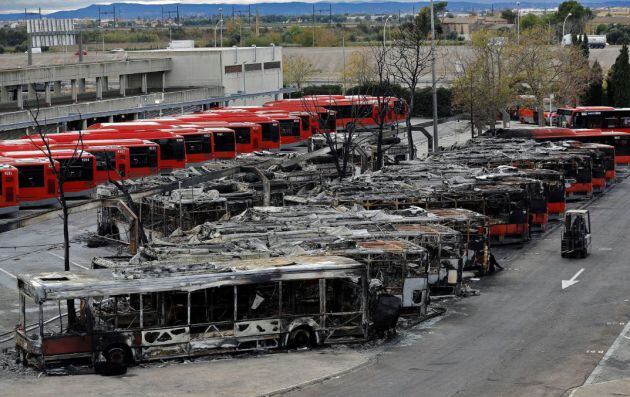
[2,1,630,21]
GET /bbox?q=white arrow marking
[562,268,585,290]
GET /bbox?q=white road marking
[0,266,16,279]
[47,252,89,270]
[562,268,585,290]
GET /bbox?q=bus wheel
[288,327,314,349]
[99,346,128,376]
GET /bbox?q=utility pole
[342,36,346,94]
[312,5,316,47]
[430,0,438,152]
[516,1,521,45]
[329,3,332,26]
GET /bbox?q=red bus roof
[0,149,94,159]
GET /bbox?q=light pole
[562,12,573,44]
[516,1,521,45]
[220,8,224,48]
[430,0,439,152]
[383,15,392,47]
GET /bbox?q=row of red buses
[497,127,630,165]
[264,95,408,131]
[0,101,341,211]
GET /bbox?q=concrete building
[129,45,283,106]
[0,46,286,138]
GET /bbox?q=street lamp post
[220,8,224,48]
[562,12,573,44]
[430,0,438,152]
[383,15,392,47]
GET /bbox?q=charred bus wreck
[15,256,400,373]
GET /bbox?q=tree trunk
[406,94,415,160]
[59,181,77,327]
[537,103,546,126]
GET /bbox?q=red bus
[498,127,630,165]
[48,138,159,178]
[51,143,130,184]
[262,100,338,133]
[123,119,242,158]
[159,120,257,155]
[556,107,618,129]
[0,150,96,198]
[563,141,616,184]
[256,111,305,146]
[0,157,58,207]
[230,107,313,144]
[0,138,55,152]
[0,163,19,215]
[33,136,160,178]
[85,130,185,171]
[266,95,407,130]
[177,113,281,150]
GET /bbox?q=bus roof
[17,255,363,303]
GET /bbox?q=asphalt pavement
[280,177,630,397]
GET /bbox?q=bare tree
[390,17,434,159]
[24,92,86,326]
[514,26,590,126]
[283,55,320,90]
[342,50,375,87]
[452,30,519,134]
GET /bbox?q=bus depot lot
[0,182,627,397]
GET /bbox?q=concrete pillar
[0,86,9,103]
[96,77,103,100]
[141,73,148,94]
[108,115,114,123]
[81,119,88,130]
[71,79,78,102]
[132,113,139,120]
[119,75,127,97]
[27,83,36,99]
[161,72,166,92]
[54,81,62,97]
[17,87,24,109]
[44,82,52,106]
[78,78,86,94]
[102,76,109,92]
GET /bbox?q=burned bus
[15,256,400,373]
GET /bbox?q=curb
[258,352,375,397]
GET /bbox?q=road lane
[283,178,630,397]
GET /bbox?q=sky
[0,0,329,14]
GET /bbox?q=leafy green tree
[580,34,589,58]
[555,1,593,32]
[501,9,517,24]
[606,44,630,106]
[521,13,543,30]
[416,1,448,37]
[582,60,603,105]
[557,1,593,22]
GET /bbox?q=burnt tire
[288,327,314,349]
[97,346,128,376]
